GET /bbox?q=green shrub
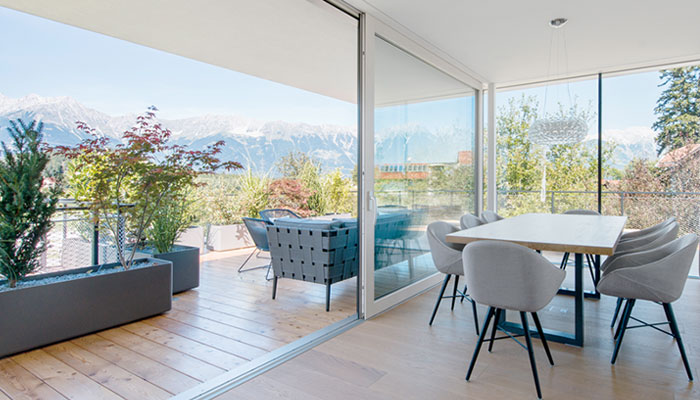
[0,120,61,287]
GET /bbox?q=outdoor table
[446,213,627,347]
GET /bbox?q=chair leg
[610,297,624,328]
[325,282,331,312]
[238,248,258,272]
[451,275,460,311]
[560,252,570,270]
[521,312,542,399]
[471,298,480,336]
[612,299,635,364]
[466,307,495,381]
[429,275,451,326]
[585,254,597,285]
[488,308,501,352]
[663,303,694,381]
[461,284,467,303]
[531,312,554,366]
[614,299,632,340]
[272,276,278,299]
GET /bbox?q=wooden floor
[222,276,700,399]
[0,248,357,399]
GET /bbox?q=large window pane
[495,78,599,216]
[373,36,476,299]
[602,65,700,277]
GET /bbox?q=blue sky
[0,7,357,125]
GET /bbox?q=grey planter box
[0,258,172,359]
[146,245,200,293]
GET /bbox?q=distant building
[377,150,473,180]
[656,143,700,169]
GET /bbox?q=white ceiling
[358,0,700,86]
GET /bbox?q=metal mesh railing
[39,202,127,273]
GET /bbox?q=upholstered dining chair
[559,209,601,286]
[240,217,273,280]
[606,221,679,328]
[426,221,480,335]
[619,217,675,243]
[460,213,483,230]
[463,241,565,399]
[480,210,503,224]
[597,234,698,381]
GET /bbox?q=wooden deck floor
[222,277,700,399]
[0,248,357,399]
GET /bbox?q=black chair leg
[238,248,258,272]
[461,284,467,303]
[466,307,495,381]
[610,297,624,328]
[451,275,460,311]
[560,252,570,269]
[272,276,278,299]
[663,303,694,381]
[325,282,331,312]
[521,312,542,399]
[612,299,635,364]
[488,308,501,352]
[429,274,451,326]
[614,299,630,340]
[471,298,480,336]
[531,312,554,366]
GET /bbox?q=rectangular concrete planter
[177,226,207,254]
[207,223,254,251]
[146,245,200,293]
[0,258,172,359]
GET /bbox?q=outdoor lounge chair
[267,217,358,311]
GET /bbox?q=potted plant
[0,119,169,358]
[142,190,201,293]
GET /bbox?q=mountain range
[0,93,659,174]
[0,93,358,175]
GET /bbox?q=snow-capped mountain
[0,93,358,175]
[584,126,659,170]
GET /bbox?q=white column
[487,83,497,212]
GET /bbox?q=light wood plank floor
[0,248,357,399]
[222,276,700,399]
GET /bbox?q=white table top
[446,213,627,256]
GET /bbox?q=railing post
[620,192,625,215]
[550,191,555,213]
[92,211,99,265]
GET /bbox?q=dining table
[446,212,627,347]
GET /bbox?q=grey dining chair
[606,221,679,328]
[460,213,483,230]
[426,221,480,335]
[463,241,565,399]
[480,210,503,224]
[559,209,601,285]
[619,217,675,243]
[239,217,273,280]
[597,234,698,380]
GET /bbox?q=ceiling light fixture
[528,17,588,200]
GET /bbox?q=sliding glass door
[361,18,481,316]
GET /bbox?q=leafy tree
[268,179,312,217]
[653,66,700,154]
[0,120,61,287]
[322,169,354,214]
[276,151,320,178]
[145,190,195,254]
[57,107,241,269]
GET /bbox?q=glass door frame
[359,14,485,318]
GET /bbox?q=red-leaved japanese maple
[55,106,242,269]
